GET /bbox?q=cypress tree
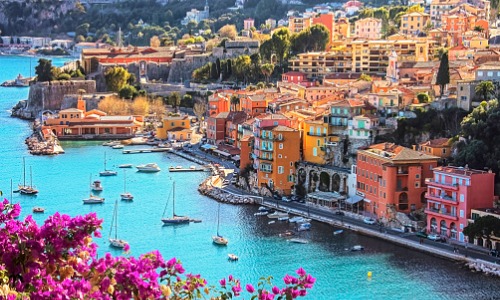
[436,52,450,97]
[227,59,232,77]
[210,62,218,80]
[216,58,221,78]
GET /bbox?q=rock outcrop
[11,80,96,119]
[198,176,256,205]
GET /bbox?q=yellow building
[302,120,340,164]
[400,12,430,36]
[469,36,488,49]
[290,38,431,78]
[354,18,382,39]
[157,115,191,140]
[288,16,312,33]
[333,17,351,40]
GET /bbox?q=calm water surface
[0,56,499,299]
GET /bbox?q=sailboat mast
[10,179,13,201]
[217,203,220,236]
[172,181,176,218]
[115,200,118,239]
[104,152,107,171]
[123,169,126,192]
[23,157,26,187]
[30,166,33,188]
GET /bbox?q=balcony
[425,179,459,190]
[307,132,326,137]
[396,186,408,192]
[425,192,457,204]
[425,208,458,221]
[259,156,273,161]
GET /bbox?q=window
[478,71,483,77]
[460,223,464,229]
[279,143,283,149]
[416,174,420,179]
[278,154,282,158]
[459,210,464,218]
[278,166,284,174]
[415,181,420,188]
[313,148,317,156]
[460,194,464,202]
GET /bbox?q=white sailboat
[212,203,228,245]
[120,169,134,201]
[83,174,105,204]
[109,199,128,248]
[19,158,38,195]
[99,152,117,176]
[161,181,190,225]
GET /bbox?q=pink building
[252,114,292,170]
[244,18,255,31]
[425,166,495,242]
[354,18,382,39]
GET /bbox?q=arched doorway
[319,172,330,192]
[430,218,437,233]
[331,174,340,192]
[440,220,447,237]
[398,192,408,210]
[297,168,306,184]
[309,171,319,192]
[450,222,457,240]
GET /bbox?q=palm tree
[230,95,240,111]
[260,63,274,83]
[475,81,495,101]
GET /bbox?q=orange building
[312,13,335,43]
[413,138,452,159]
[240,94,268,117]
[239,135,254,169]
[43,98,143,140]
[356,143,439,220]
[208,91,231,116]
[256,125,301,196]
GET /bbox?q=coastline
[188,150,500,278]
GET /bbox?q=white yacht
[136,163,161,172]
[83,194,105,204]
[90,180,103,192]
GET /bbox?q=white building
[181,0,209,25]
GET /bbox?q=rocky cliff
[11,80,96,119]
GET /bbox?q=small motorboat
[268,221,276,225]
[32,207,45,213]
[278,216,289,221]
[258,206,269,212]
[228,254,239,261]
[112,144,124,149]
[279,230,295,237]
[254,211,268,216]
[333,229,344,236]
[83,194,105,204]
[298,222,311,231]
[267,212,288,219]
[289,216,307,223]
[351,245,364,251]
[289,238,309,244]
[118,164,133,168]
[91,180,103,192]
[120,192,134,201]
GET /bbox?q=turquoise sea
[0,56,499,299]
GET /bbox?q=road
[185,142,499,265]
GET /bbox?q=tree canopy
[475,81,496,102]
[35,59,55,82]
[436,52,450,97]
[104,66,132,92]
[463,215,500,245]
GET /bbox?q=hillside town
[1,0,500,286]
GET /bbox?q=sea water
[0,56,498,299]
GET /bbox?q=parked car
[363,218,376,225]
[426,233,443,241]
[490,249,500,257]
[335,210,345,216]
[416,231,428,238]
[282,196,291,202]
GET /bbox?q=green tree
[455,100,500,179]
[417,93,430,103]
[57,73,71,81]
[271,28,291,67]
[230,95,240,111]
[463,215,500,248]
[169,92,181,113]
[232,55,251,84]
[406,4,424,13]
[182,94,193,108]
[475,81,495,101]
[35,58,55,82]
[436,52,450,97]
[210,62,218,80]
[359,73,372,81]
[119,84,137,99]
[104,67,131,92]
[260,63,274,83]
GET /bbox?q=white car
[427,234,443,241]
[363,218,376,225]
[282,197,291,202]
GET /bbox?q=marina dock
[169,166,209,172]
[122,148,171,154]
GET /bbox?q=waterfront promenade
[182,143,500,274]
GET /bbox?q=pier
[170,150,207,165]
[122,148,171,154]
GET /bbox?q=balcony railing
[425,179,459,190]
[425,208,458,220]
[307,132,326,137]
[426,193,457,203]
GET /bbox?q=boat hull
[99,171,117,176]
[161,217,190,225]
[109,238,127,248]
[136,168,161,173]
[212,236,228,245]
[120,193,134,201]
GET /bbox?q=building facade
[425,166,495,243]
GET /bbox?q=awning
[213,149,231,157]
[201,144,216,150]
[346,194,364,204]
[232,155,240,161]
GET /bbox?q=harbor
[1,56,500,299]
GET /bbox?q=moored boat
[333,229,344,235]
[99,152,117,176]
[136,163,161,172]
[83,194,105,204]
[91,180,103,192]
[161,181,190,225]
[289,238,309,244]
[228,254,239,261]
[351,245,364,251]
[267,211,288,219]
[109,199,128,249]
[32,207,45,213]
[297,222,311,231]
[118,164,133,168]
[212,203,228,245]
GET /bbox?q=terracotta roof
[365,143,439,161]
[419,138,450,147]
[330,99,364,108]
[215,112,230,118]
[226,111,248,125]
[433,166,493,176]
[272,125,297,132]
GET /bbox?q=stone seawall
[11,80,96,119]
[198,176,256,205]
